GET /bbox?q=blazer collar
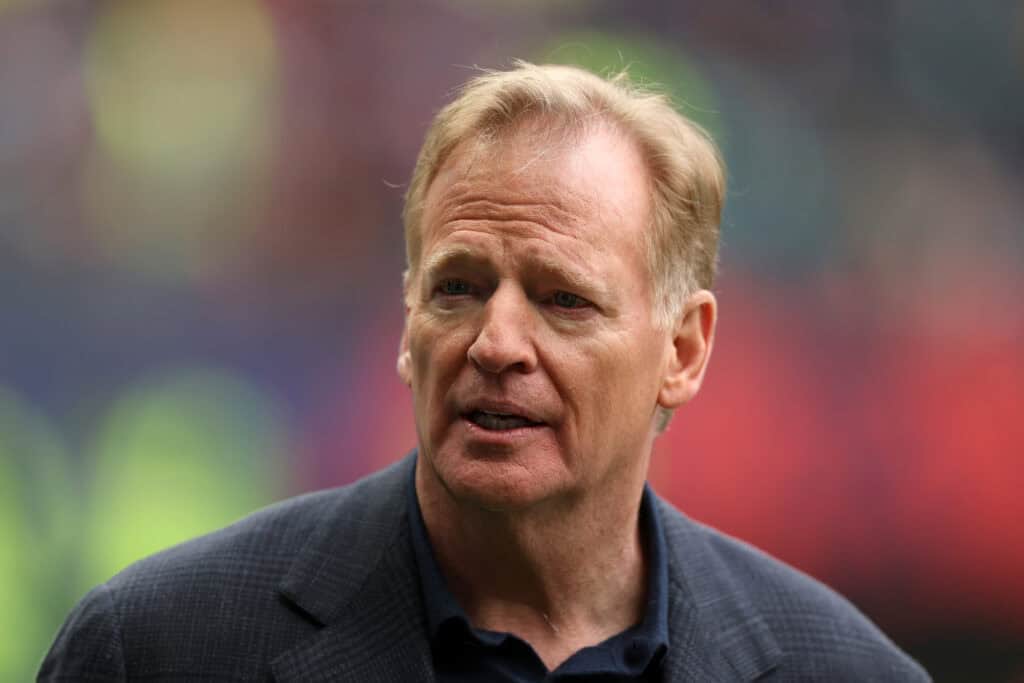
[657,497,783,681]
[271,453,435,683]
[269,453,780,682]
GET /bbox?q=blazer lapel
[661,587,732,681]
[268,461,780,682]
[270,455,436,683]
[270,527,434,682]
[658,497,782,682]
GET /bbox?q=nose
[467,284,538,375]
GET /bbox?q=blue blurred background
[2,1,1022,679]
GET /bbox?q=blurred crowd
[1,1,1022,679]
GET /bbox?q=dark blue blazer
[40,454,930,681]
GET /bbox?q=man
[40,63,930,681]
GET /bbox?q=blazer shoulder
[106,454,412,593]
[40,455,415,681]
[657,499,931,681]
[38,582,126,681]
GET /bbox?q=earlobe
[397,278,414,387]
[397,352,412,386]
[397,326,413,387]
[658,290,717,410]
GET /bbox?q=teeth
[469,411,535,430]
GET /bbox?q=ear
[397,325,412,387]
[658,289,717,410]
[397,271,413,386]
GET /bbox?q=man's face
[400,123,677,511]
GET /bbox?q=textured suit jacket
[40,453,930,681]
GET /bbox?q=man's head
[403,61,725,329]
[398,63,723,511]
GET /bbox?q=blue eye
[439,279,472,296]
[552,291,587,308]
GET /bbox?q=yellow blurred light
[80,0,279,283]
[81,368,290,589]
[84,0,278,177]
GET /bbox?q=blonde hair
[403,60,725,329]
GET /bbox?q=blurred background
[1,0,1022,679]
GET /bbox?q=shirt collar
[407,463,466,639]
[406,459,670,657]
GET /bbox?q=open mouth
[464,410,543,431]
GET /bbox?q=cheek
[408,317,470,399]
[569,335,663,422]
[548,340,623,419]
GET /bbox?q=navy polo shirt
[407,467,669,682]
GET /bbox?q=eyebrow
[527,253,609,300]
[421,245,611,301]
[421,245,482,278]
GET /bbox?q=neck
[415,457,650,669]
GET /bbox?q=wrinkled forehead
[412,120,653,267]
[433,120,595,199]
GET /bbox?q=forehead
[418,123,653,264]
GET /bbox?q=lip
[458,398,547,425]
[458,415,550,446]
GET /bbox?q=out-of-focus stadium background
[2,0,1022,679]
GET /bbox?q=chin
[425,442,571,513]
